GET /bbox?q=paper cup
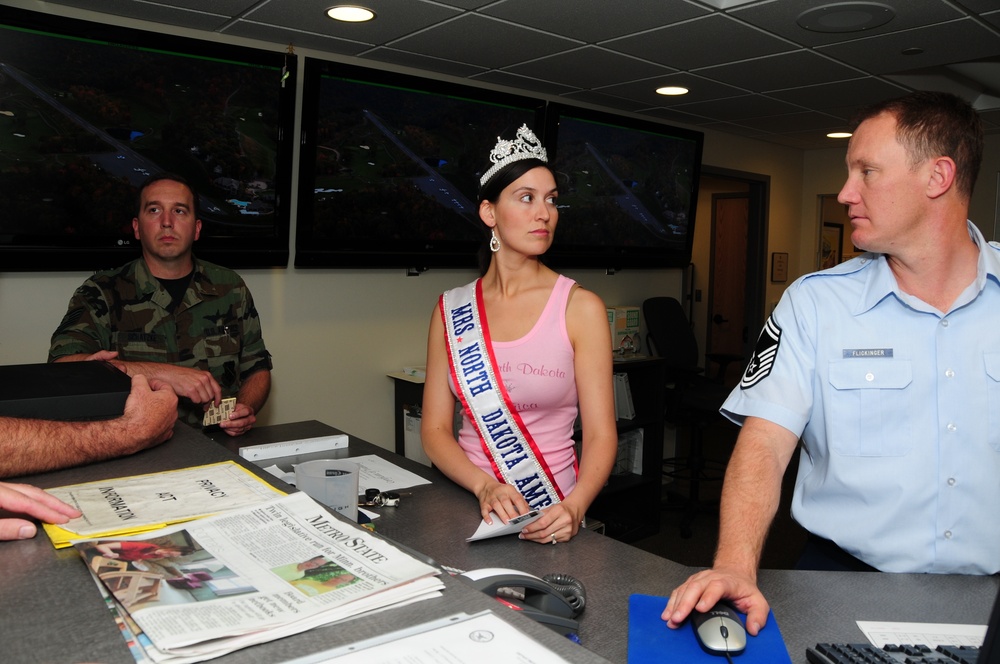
[294,459,359,521]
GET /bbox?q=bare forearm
[0,417,144,478]
[237,370,271,413]
[713,418,797,578]
[421,426,495,496]
[562,433,616,518]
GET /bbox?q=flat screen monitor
[542,104,703,270]
[0,6,295,271]
[295,58,545,270]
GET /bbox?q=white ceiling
[21,0,1000,150]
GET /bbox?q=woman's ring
[550,533,557,545]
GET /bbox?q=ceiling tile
[471,70,580,96]
[43,0,231,31]
[733,0,965,47]
[555,90,652,113]
[363,47,488,78]
[767,77,910,110]
[696,50,866,91]
[669,94,803,122]
[481,0,707,43]
[730,110,851,134]
[504,46,675,89]
[433,0,496,9]
[606,14,797,70]
[818,20,1000,74]
[387,13,581,70]
[952,0,1000,13]
[243,0,462,43]
[225,21,370,55]
[595,73,747,107]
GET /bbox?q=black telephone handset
[459,567,586,635]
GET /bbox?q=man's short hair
[136,173,200,219]
[852,91,984,199]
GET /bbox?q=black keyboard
[807,642,981,664]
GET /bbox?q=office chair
[642,296,742,538]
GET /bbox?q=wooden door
[709,194,748,385]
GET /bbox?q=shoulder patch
[740,316,781,389]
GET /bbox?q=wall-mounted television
[295,58,545,270]
[541,104,703,270]
[0,6,295,272]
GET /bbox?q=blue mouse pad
[628,594,792,663]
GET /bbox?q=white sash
[440,280,563,510]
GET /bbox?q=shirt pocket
[985,353,1000,452]
[113,330,173,362]
[198,329,241,366]
[827,359,913,456]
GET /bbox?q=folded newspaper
[44,461,286,548]
[74,491,443,663]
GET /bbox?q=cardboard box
[608,305,641,353]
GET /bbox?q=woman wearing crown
[421,125,617,544]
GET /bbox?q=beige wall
[3,0,997,450]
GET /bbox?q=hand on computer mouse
[691,601,747,658]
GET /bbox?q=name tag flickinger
[842,348,893,358]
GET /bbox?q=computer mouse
[691,601,747,656]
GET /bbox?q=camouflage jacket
[48,257,272,426]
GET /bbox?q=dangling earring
[490,228,501,253]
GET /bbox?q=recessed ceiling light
[655,86,689,96]
[827,132,852,139]
[797,2,894,33]
[327,5,376,22]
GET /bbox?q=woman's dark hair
[477,158,551,204]
[475,158,554,274]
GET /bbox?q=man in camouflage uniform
[49,173,271,436]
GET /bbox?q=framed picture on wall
[821,223,843,269]
[770,252,789,282]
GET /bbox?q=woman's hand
[475,479,531,525]
[518,500,583,544]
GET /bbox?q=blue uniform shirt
[723,221,1000,574]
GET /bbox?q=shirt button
[945,369,955,378]
[947,423,957,432]
[947,478,956,486]
[941,319,950,328]
[865,372,875,382]
[944,530,953,539]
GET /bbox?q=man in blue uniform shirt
[664,91,1000,637]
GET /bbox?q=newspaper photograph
[74,492,443,662]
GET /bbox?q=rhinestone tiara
[479,124,548,188]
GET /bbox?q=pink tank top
[453,275,579,495]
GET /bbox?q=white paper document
[467,510,543,542]
[857,620,987,649]
[262,454,431,494]
[279,610,573,663]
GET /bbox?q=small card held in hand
[203,397,236,426]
